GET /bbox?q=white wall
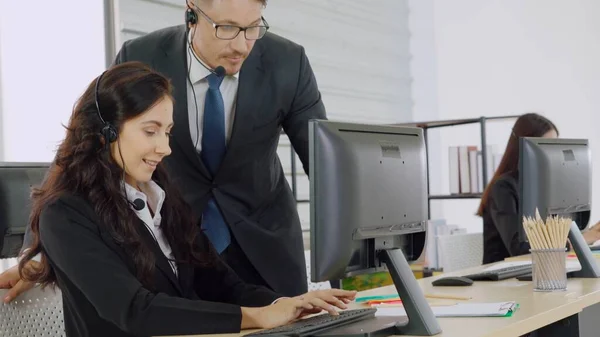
[0,1,106,162]
[409,0,600,231]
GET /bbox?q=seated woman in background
[18,62,356,337]
[477,113,600,264]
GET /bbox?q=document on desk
[375,301,518,318]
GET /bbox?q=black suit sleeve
[282,46,327,176]
[193,233,282,306]
[489,179,530,256]
[40,200,245,336]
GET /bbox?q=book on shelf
[448,145,501,195]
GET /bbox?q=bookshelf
[395,115,519,218]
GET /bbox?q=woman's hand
[241,289,358,330]
[583,222,600,245]
[293,289,358,317]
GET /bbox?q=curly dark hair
[20,61,213,289]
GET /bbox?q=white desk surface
[172,261,600,337]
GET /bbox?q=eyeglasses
[191,5,270,40]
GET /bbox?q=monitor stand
[568,221,600,278]
[316,248,442,336]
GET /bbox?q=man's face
[190,0,264,75]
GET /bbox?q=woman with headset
[477,113,600,264]
[18,62,356,337]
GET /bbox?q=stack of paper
[375,302,519,318]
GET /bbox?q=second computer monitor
[309,120,427,282]
[519,137,591,238]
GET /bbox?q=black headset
[184,5,203,149]
[184,4,226,149]
[94,71,118,145]
[185,6,198,25]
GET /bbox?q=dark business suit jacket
[40,194,280,337]
[482,173,530,264]
[113,25,326,296]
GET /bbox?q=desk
[6,257,597,336]
[5,256,597,337]
[174,261,600,337]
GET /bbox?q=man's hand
[0,262,37,303]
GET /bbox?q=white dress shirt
[186,32,240,153]
[124,181,178,276]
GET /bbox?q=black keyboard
[243,308,377,337]
[463,264,533,281]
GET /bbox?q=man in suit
[0,0,326,301]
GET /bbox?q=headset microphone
[213,65,226,78]
[130,198,146,211]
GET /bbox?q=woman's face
[111,96,174,188]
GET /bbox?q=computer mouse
[431,276,474,287]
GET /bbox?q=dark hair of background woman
[19,61,212,289]
[476,112,559,217]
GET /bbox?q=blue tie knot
[207,73,224,89]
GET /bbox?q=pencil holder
[530,248,567,292]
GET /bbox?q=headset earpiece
[94,71,118,146]
[185,8,197,25]
[102,124,118,143]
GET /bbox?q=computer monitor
[519,137,599,278]
[309,120,441,336]
[0,162,50,258]
[519,137,590,230]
